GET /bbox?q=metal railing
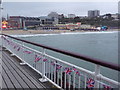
[1,34,120,89]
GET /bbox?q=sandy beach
[2,29,118,35]
[2,30,72,35]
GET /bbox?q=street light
[0,0,3,34]
[0,0,2,89]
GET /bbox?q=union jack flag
[72,67,77,71]
[34,55,42,62]
[17,47,21,51]
[56,64,62,71]
[72,67,80,76]
[103,84,111,90]
[64,67,72,75]
[23,50,32,54]
[86,78,95,88]
[75,71,80,76]
[51,61,55,66]
[43,58,48,62]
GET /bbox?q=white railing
[1,35,120,89]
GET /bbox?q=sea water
[16,31,118,81]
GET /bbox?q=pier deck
[1,48,53,89]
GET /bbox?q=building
[8,16,24,29]
[111,14,118,19]
[48,12,59,19]
[68,14,76,18]
[39,16,58,25]
[58,14,64,19]
[8,16,40,29]
[88,10,100,18]
[56,22,81,30]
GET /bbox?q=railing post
[10,39,15,56]
[20,41,26,65]
[4,37,7,50]
[39,48,47,82]
[94,64,100,88]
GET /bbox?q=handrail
[2,34,120,71]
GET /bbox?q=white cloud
[2,0,120,2]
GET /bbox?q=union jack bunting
[51,61,55,66]
[75,71,80,76]
[17,47,21,51]
[56,64,62,71]
[72,67,77,71]
[23,50,32,54]
[64,67,72,75]
[86,78,95,88]
[72,67,80,76]
[43,58,48,62]
[103,84,112,90]
[34,55,42,62]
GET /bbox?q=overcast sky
[1,1,119,17]
[2,0,120,2]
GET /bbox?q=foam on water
[11,33,59,37]
[11,31,118,37]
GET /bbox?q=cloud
[2,0,120,2]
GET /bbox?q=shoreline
[2,29,118,35]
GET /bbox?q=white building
[88,10,100,18]
[111,14,118,19]
[68,14,76,18]
[39,16,58,25]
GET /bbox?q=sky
[1,1,119,18]
[2,0,120,2]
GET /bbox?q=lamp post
[0,0,2,34]
[0,0,2,89]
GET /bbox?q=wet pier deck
[1,48,54,90]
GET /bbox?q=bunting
[64,67,72,75]
[103,84,112,90]
[17,47,21,51]
[51,61,55,66]
[34,55,42,62]
[43,58,48,62]
[86,78,95,88]
[56,64,62,71]
[23,50,32,54]
[72,67,80,76]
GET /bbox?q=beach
[2,29,118,35]
[2,30,71,35]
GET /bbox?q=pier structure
[0,34,119,89]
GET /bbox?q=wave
[11,33,59,37]
[11,31,118,37]
[61,31,118,34]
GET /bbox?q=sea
[15,31,119,81]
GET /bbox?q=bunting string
[3,37,113,89]
[64,67,72,75]
[23,50,32,54]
